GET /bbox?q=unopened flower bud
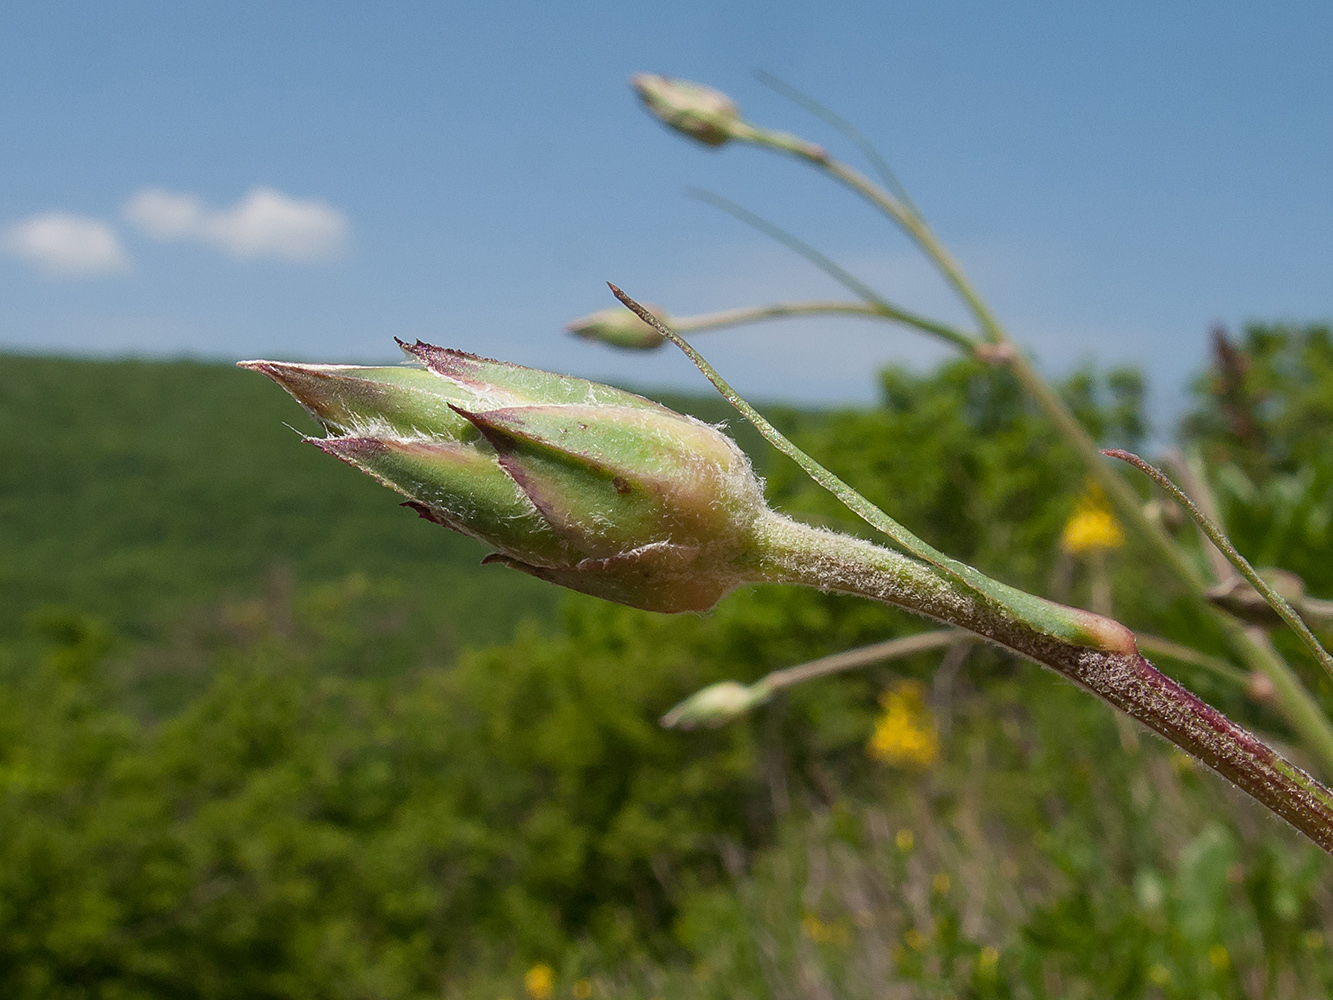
[1206,569,1310,629]
[1246,671,1277,705]
[241,341,767,613]
[566,304,669,351]
[632,74,745,148]
[660,680,773,730]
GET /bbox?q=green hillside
[3,334,1333,998]
[0,353,558,649]
[0,352,778,653]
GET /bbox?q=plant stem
[1107,448,1333,682]
[1133,633,1248,686]
[752,69,922,215]
[616,282,1333,847]
[757,135,1202,574]
[746,512,1333,853]
[758,629,1243,701]
[672,299,966,345]
[759,628,971,693]
[738,129,1333,771]
[1174,448,1238,582]
[685,189,977,350]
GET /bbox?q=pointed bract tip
[237,359,290,380]
[236,359,334,406]
[310,435,385,462]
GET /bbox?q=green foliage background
[2,324,1332,998]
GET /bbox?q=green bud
[566,304,669,351]
[241,341,767,613]
[660,680,773,729]
[631,74,744,148]
[1206,568,1333,631]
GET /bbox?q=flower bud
[240,341,767,613]
[631,74,744,148]
[1205,568,1333,631]
[660,680,773,730]
[1246,671,1277,705]
[566,304,669,351]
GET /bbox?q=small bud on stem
[631,74,748,147]
[566,303,669,350]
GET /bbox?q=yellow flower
[1061,484,1125,555]
[894,828,915,853]
[868,681,939,769]
[1208,944,1230,970]
[801,913,849,945]
[524,964,554,1000]
[572,980,593,999]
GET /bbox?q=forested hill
[0,352,776,650]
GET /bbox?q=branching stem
[725,124,1333,770]
[612,283,1333,850]
[672,299,961,344]
[761,629,970,692]
[685,190,977,351]
[747,511,1333,854]
[1107,448,1333,682]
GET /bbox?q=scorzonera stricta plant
[243,72,1333,854]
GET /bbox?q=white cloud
[123,186,350,262]
[1,213,132,277]
[122,189,202,241]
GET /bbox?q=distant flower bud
[660,680,773,730]
[1205,568,1333,630]
[566,304,669,351]
[1246,671,1277,704]
[241,341,767,613]
[632,74,744,148]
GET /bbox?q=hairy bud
[660,680,773,729]
[1207,568,1333,630]
[240,341,766,612]
[631,74,745,148]
[566,304,669,351]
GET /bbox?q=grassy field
[3,337,1332,998]
[0,353,552,647]
[0,352,781,651]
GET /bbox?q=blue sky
[2,2,1330,431]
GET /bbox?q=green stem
[1176,448,1239,582]
[685,189,978,351]
[751,69,922,216]
[672,298,970,346]
[616,279,1333,847]
[611,283,1135,654]
[1107,448,1333,682]
[737,126,1333,772]
[747,129,1197,571]
[746,512,1333,854]
[743,127,1002,340]
[760,628,970,692]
